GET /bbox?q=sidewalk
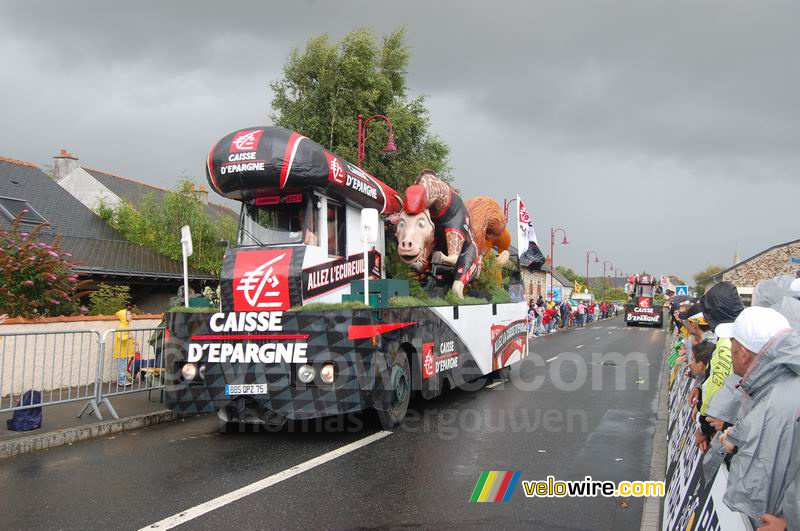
[529,315,621,339]
[0,390,179,457]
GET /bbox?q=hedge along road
[0,316,667,530]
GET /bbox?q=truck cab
[623,274,664,327]
[237,189,386,306]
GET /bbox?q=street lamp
[502,197,517,223]
[586,250,599,298]
[602,260,613,300]
[549,228,569,301]
[614,268,623,289]
[356,114,397,168]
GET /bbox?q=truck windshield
[637,284,655,298]
[239,194,318,246]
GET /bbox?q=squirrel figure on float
[395,169,511,298]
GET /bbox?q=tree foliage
[97,179,236,275]
[556,266,585,286]
[602,287,628,301]
[693,265,724,286]
[270,27,451,193]
[693,265,724,296]
[89,284,134,316]
[0,216,81,317]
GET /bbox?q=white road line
[608,331,613,334]
[142,431,393,530]
[576,344,584,349]
[594,337,601,340]
[546,356,559,362]
[487,379,508,389]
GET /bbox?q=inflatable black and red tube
[206,126,402,215]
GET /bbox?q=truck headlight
[320,363,335,384]
[181,363,197,381]
[198,364,207,380]
[297,364,315,384]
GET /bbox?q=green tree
[89,284,135,316]
[270,27,451,192]
[693,265,724,296]
[556,266,586,286]
[98,179,236,275]
[603,287,628,301]
[0,216,80,317]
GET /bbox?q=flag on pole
[517,195,545,269]
[516,195,538,246]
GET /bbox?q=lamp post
[549,228,569,301]
[586,250,599,298]
[503,197,517,223]
[614,268,623,289]
[356,114,397,168]
[602,260,613,300]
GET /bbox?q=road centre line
[487,379,507,388]
[141,431,393,530]
[576,345,584,349]
[594,337,601,340]
[546,356,559,362]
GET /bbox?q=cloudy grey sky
[2,0,798,282]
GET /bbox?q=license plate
[225,383,268,396]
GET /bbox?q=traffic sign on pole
[675,285,689,296]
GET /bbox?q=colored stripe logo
[469,471,521,502]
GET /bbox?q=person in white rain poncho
[717,307,799,530]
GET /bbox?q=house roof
[704,237,800,284]
[83,168,237,224]
[0,158,214,281]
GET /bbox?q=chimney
[53,149,79,181]
[194,183,209,205]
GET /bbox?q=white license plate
[225,383,268,396]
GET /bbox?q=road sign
[675,285,689,296]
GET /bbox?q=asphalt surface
[0,316,667,531]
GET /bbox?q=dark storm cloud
[1,0,798,281]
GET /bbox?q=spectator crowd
[667,275,800,530]
[527,295,618,337]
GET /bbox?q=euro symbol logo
[235,253,287,308]
[233,132,257,151]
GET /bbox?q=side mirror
[360,208,379,243]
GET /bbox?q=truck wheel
[376,353,411,428]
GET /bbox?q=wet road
[0,317,666,530]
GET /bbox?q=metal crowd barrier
[0,327,166,422]
[97,327,166,419]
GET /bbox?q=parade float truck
[164,126,528,428]
[623,274,664,328]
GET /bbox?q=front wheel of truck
[376,352,411,428]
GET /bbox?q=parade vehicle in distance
[163,126,528,428]
[623,274,664,328]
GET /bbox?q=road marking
[576,344,584,349]
[487,379,507,389]
[594,337,601,340]
[546,356,559,362]
[608,331,613,334]
[142,431,393,530]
